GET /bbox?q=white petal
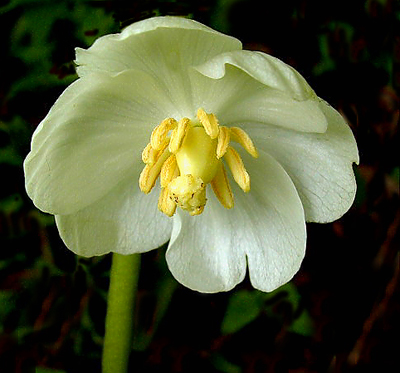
[246,100,359,223]
[166,193,247,293]
[195,50,314,100]
[75,17,241,116]
[166,149,306,293]
[189,62,327,133]
[55,177,172,257]
[75,16,241,78]
[233,150,306,292]
[24,70,175,215]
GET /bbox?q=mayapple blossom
[24,16,358,293]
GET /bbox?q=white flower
[23,16,358,293]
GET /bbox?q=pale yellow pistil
[139,108,258,217]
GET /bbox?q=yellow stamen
[139,144,170,194]
[160,154,179,188]
[142,142,158,165]
[150,118,177,150]
[158,187,177,217]
[211,163,234,209]
[224,146,250,192]
[197,108,219,139]
[230,127,258,158]
[139,109,258,216]
[169,117,190,154]
[216,126,230,159]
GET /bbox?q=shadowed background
[0,0,399,372]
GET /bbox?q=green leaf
[221,289,265,335]
[35,368,67,373]
[0,291,17,329]
[0,0,45,14]
[7,0,117,98]
[222,283,313,335]
[212,354,241,373]
[289,309,314,337]
[0,194,23,213]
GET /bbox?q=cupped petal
[166,149,306,293]
[195,50,314,100]
[55,177,172,257]
[24,69,176,216]
[75,17,241,116]
[166,193,247,293]
[189,62,327,133]
[245,100,359,223]
[76,16,241,78]
[233,150,306,292]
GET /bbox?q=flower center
[139,108,258,217]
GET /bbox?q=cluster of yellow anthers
[139,108,258,217]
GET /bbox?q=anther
[158,187,177,216]
[142,142,158,164]
[139,145,170,194]
[169,117,190,154]
[230,127,258,158]
[197,108,219,139]
[216,126,230,159]
[224,146,250,192]
[151,118,177,150]
[160,154,179,188]
[211,163,234,209]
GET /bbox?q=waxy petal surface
[24,70,176,215]
[190,63,327,133]
[55,177,171,256]
[76,16,241,116]
[166,149,306,293]
[76,16,241,77]
[246,100,359,223]
[195,50,314,100]
[235,150,306,292]
[166,195,247,293]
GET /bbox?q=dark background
[0,0,399,372]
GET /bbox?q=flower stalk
[102,253,141,373]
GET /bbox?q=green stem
[102,253,141,373]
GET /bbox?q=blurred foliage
[0,0,399,372]
[221,283,314,337]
